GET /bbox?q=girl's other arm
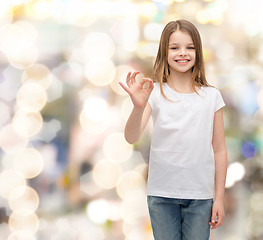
[124,103,152,144]
[210,108,227,229]
[119,72,154,144]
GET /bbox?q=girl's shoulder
[153,82,161,88]
[202,85,223,95]
[152,82,161,94]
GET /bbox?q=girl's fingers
[209,214,224,229]
[214,214,223,228]
[140,78,153,87]
[119,82,130,94]
[126,72,132,87]
[147,78,154,90]
[130,71,140,84]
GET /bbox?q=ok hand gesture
[119,72,154,109]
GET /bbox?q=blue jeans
[147,196,213,240]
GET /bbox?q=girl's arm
[124,103,152,144]
[210,108,227,229]
[119,72,154,144]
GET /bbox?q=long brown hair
[153,20,210,100]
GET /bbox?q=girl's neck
[167,70,197,93]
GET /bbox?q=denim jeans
[147,196,213,240]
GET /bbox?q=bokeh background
[0,0,263,239]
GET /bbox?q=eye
[188,46,195,49]
[170,47,178,50]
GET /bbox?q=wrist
[133,105,146,112]
[214,196,224,202]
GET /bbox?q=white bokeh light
[226,162,245,188]
[92,159,123,189]
[103,132,133,163]
[13,148,44,179]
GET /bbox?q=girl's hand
[209,200,225,229]
[119,72,154,109]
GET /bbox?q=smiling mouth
[175,60,190,63]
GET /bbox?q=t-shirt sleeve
[148,83,157,109]
[214,89,225,112]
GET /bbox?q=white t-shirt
[147,82,225,199]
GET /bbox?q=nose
[178,48,186,56]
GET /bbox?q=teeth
[177,60,188,63]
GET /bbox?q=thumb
[211,208,217,224]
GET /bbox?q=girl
[119,20,227,240]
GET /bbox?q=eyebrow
[169,42,194,45]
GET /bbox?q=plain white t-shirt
[147,82,225,199]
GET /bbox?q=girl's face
[167,30,196,74]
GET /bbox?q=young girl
[119,20,227,240]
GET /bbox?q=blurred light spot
[1,153,15,170]
[139,2,158,18]
[246,209,263,238]
[83,97,108,122]
[59,0,96,27]
[0,124,28,153]
[83,32,115,60]
[0,66,23,102]
[225,162,245,188]
[26,0,51,20]
[137,42,159,58]
[76,228,104,240]
[80,172,101,197]
[52,218,76,239]
[215,42,234,61]
[8,186,39,213]
[0,169,26,199]
[8,0,33,7]
[84,1,135,17]
[79,111,109,135]
[8,233,36,240]
[34,119,61,143]
[13,148,44,179]
[92,159,122,189]
[135,163,148,178]
[0,21,37,54]
[108,201,121,221]
[196,2,225,25]
[155,0,174,4]
[52,62,83,87]
[0,3,13,25]
[0,21,38,69]
[21,64,52,90]
[116,171,145,199]
[120,193,147,224]
[7,45,38,70]
[121,97,133,121]
[250,192,263,212]
[0,101,11,126]
[85,58,116,86]
[120,17,139,52]
[16,83,47,112]
[257,89,263,109]
[241,141,257,158]
[110,65,135,96]
[39,144,57,175]
[103,132,133,163]
[46,76,63,102]
[8,210,39,238]
[86,199,109,224]
[12,111,43,138]
[144,23,164,41]
[79,97,109,134]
